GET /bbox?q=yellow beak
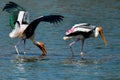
[98,26,107,46]
[37,42,47,58]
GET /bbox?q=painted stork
[3,2,64,57]
[63,23,107,59]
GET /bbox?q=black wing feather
[66,31,93,38]
[3,2,26,29]
[41,15,64,23]
[24,15,64,38]
[3,1,25,13]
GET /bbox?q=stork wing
[72,23,95,31]
[3,1,26,29]
[66,23,96,36]
[24,15,64,38]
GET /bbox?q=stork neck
[90,27,99,38]
[94,27,99,37]
[29,35,37,44]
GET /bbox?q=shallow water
[0,0,120,80]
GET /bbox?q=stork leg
[23,39,26,57]
[69,38,80,57]
[14,39,23,55]
[80,39,85,59]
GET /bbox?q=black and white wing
[71,23,95,32]
[3,1,26,29]
[65,23,96,38]
[24,15,64,38]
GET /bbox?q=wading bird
[3,2,64,57]
[63,23,107,59]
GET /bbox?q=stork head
[36,42,47,58]
[97,26,107,46]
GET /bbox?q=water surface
[0,0,120,80]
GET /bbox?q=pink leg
[69,39,80,57]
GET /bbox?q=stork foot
[39,53,46,58]
[81,57,86,61]
[17,55,21,59]
[80,52,85,60]
[16,55,23,62]
[23,51,27,58]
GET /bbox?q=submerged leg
[69,38,80,57]
[80,39,85,59]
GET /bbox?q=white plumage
[9,11,29,38]
[9,22,20,38]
